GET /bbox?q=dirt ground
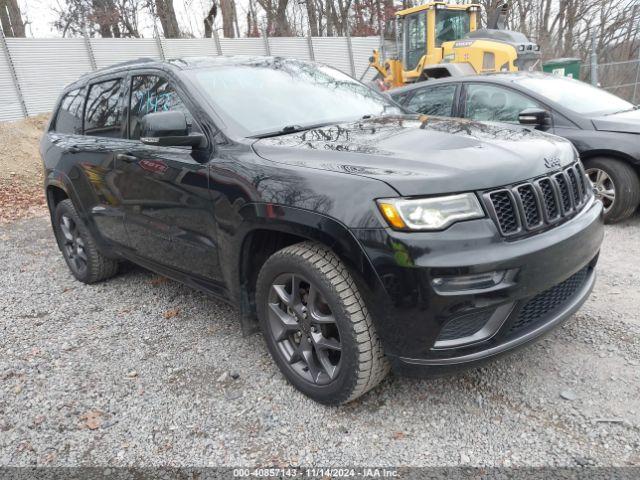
[0,115,50,223]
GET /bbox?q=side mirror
[518,108,550,127]
[140,111,204,148]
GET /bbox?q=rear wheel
[256,242,389,405]
[53,199,119,283]
[584,157,640,223]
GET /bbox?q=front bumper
[353,197,604,376]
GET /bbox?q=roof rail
[102,57,158,70]
[81,57,159,76]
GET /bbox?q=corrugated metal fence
[0,34,381,122]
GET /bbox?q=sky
[18,0,57,37]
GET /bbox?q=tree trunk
[91,0,121,38]
[273,0,290,36]
[306,0,318,36]
[246,0,259,36]
[220,0,237,38]
[0,0,25,37]
[204,4,216,38]
[155,0,181,38]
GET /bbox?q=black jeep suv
[41,57,604,404]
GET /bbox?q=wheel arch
[233,204,383,336]
[45,183,69,211]
[580,149,640,181]
[580,149,638,166]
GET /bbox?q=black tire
[583,157,640,223]
[256,242,389,405]
[53,199,119,284]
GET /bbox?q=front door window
[405,84,457,116]
[405,13,427,71]
[464,84,540,123]
[129,75,199,139]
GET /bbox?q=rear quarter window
[53,87,85,134]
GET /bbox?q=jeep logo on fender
[544,157,562,169]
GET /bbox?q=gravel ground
[0,213,639,468]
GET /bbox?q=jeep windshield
[186,59,403,138]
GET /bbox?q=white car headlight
[377,193,485,230]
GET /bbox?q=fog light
[432,270,507,293]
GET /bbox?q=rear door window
[84,79,124,137]
[54,87,85,134]
[405,84,457,116]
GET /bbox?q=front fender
[225,203,388,335]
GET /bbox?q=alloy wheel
[267,273,342,385]
[586,167,615,213]
[59,214,88,275]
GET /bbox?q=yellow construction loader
[369,1,541,89]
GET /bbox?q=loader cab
[400,3,478,80]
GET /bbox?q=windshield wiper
[250,122,335,139]
[606,105,639,116]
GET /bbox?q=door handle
[116,153,139,163]
[68,145,80,153]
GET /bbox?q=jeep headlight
[377,193,485,230]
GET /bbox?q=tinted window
[54,88,85,134]
[84,79,123,137]
[391,92,411,106]
[405,84,457,116]
[129,75,196,140]
[465,84,539,123]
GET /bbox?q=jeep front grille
[484,163,591,238]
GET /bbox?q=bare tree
[0,0,25,36]
[91,0,121,37]
[204,3,217,37]
[304,0,319,35]
[53,0,142,37]
[257,0,291,35]
[220,0,238,37]
[153,0,181,37]
[246,0,260,36]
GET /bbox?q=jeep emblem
[544,157,562,168]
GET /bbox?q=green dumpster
[542,58,581,79]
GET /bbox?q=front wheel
[584,157,640,223]
[256,242,389,405]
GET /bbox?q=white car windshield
[515,75,635,115]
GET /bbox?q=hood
[252,115,576,197]
[591,109,640,134]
